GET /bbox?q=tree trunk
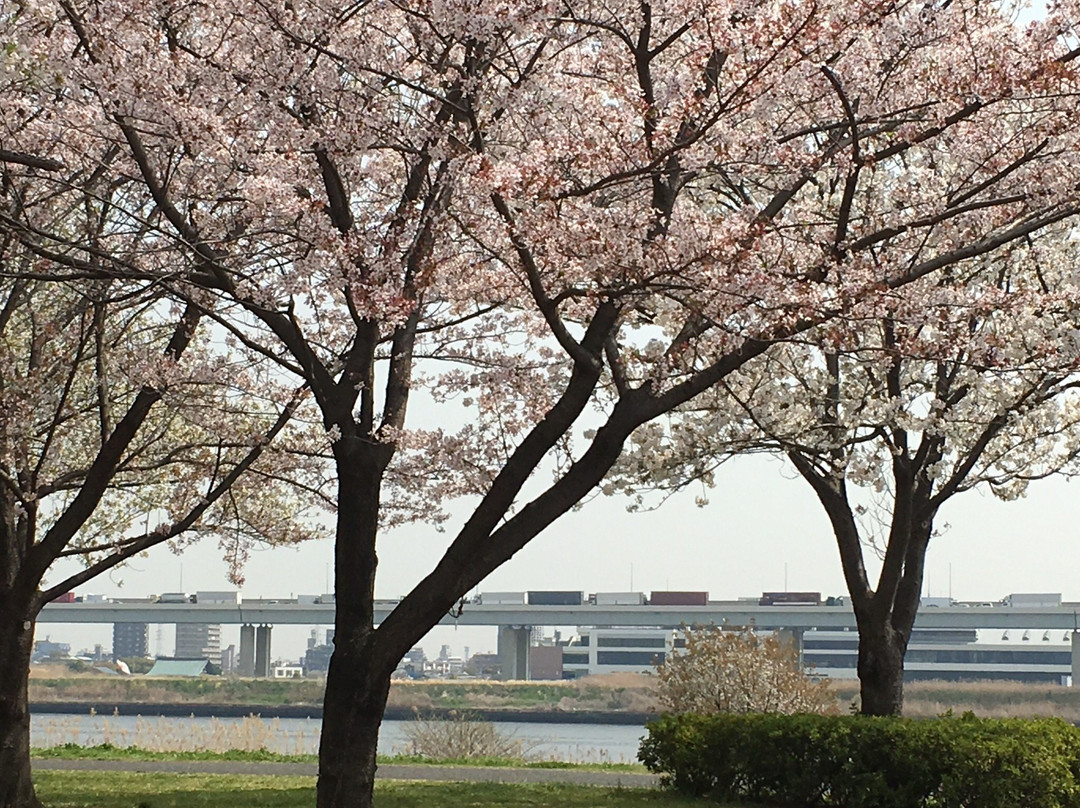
[315,643,392,808]
[857,619,906,716]
[317,437,393,808]
[0,606,42,808]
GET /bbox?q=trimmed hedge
[639,712,1080,808]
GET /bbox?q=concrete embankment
[30,701,654,725]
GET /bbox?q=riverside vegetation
[28,670,658,713]
[28,669,1080,721]
[31,711,644,769]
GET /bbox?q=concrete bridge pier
[238,624,255,676]
[255,624,272,677]
[497,625,531,681]
[779,627,805,670]
[238,623,273,677]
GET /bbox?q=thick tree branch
[21,303,201,594]
[35,385,307,609]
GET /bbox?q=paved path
[33,758,660,788]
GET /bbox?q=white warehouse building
[555,626,1074,684]
[561,628,675,677]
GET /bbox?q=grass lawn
[33,772,711,808]
[33,744,649,773]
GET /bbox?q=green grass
[33,772,708,808]
[32,744,649,772]
[33,744,317,764]
[30,677,328,708]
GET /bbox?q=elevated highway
[40,601,1080,681]
[37,600,1080,630]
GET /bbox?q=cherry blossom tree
[618,234,1080,715]
[3,0,1080,806]
[0,273,321,807]
[0,169,324,807]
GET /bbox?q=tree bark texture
[0,608,42,808]
[316,643,392,808]
[316,443,392,808]
[856,619,907,716]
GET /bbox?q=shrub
[655,626,835,715]
[639,712,1080,808]
[401,711,535,761]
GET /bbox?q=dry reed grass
[826,679,1080,720]
[901,680,1080,721]
[33,713,320,755]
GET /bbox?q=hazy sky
[45,452,1080,662]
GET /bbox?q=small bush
[639,712,1080,808]
[401,711,535,761]
[656,626,836,715]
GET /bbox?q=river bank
[30,701,654,724]
[28,671,661,714]
[27,669,1080,721]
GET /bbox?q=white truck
[1004,593,1062,607]
[920,596,954,608]
[476,592,526,605]
[195,590,240,604]
[592,592,647,605]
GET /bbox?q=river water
[31,713,647,764]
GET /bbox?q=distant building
[562,628,671,678]
[555,624,1074,684]
[32,638,71,662]
[112,622,149,660]
[396,646,426,678]
[175,623,222,666]
[146,658,213,676]
[466,653,500,678]
[803,628,1073,684]
[302,644,333,676]
[429,656,465,677]
[220,644,237,675]
[529,645,563,680]
[169,593,235,668]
